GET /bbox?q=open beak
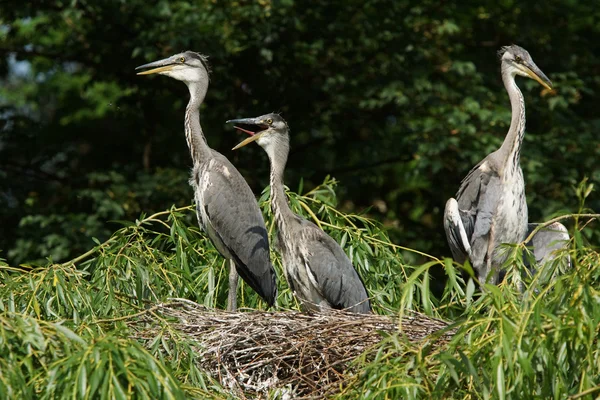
[226,117,268,150]
[135,58,176,75]
[522,62,553,91]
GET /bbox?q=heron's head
[227,113,289,153]
[499,45,552,90]
[136,51,210,84]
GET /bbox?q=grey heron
[444,45,554,285]
[136,52,277,310]
[524,222,570,268]
[498,222,571,285]
[227,113,371,314]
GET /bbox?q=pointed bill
[226,117,262,125]
[523,62,552,91]
[232,130,266,150]
[227,117,267,150]
[136,65,176,75]
[135,57,177,75]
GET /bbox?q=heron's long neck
[184,83,211,162]
[266,140,295,233]
[498,71,526,178]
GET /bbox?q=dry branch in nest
[129,299,454,399]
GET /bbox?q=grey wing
[303,225,371,314]
[198,154,277,306]
[446,162,502,271]
[525,222,570,268]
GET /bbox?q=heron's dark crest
[182,50,211,75]
[266,113,289,133]
[498,45,533,64]
[498,45,523,58]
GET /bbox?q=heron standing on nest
[136,52,277,310]
[443,45,567,285]
[227,113,371,314]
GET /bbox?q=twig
[60,205,193,268]
[523,213,600,244]
[92,304,164,324]
[299,201,323,229]
[368,236,443,263]
[568,385,600,399]
[129,301,452,398]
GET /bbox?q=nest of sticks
[130,299,454,399]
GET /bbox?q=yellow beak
[521,63,553,91]
[136,65,176,75]
[232,130,266,150]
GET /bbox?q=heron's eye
[514,55,522,63]
[266,118,273,125]
[179,57,185,63]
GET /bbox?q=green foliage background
[1,0,599,399]
[1,0,598,265]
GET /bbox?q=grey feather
[281,218,371,314]
[229,113,371,314]
[137,51,277,309]
[443,198,471,264]
[525,222,571,268]
[497,222,571,284]
[443,45,550,285]
[194,152,276,305]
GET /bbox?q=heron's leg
[227,259,239,311]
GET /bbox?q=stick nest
[130,300,453,399]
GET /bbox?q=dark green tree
[1,0,598,264]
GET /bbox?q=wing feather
[525,222,570,267]
[301,224,371,314]
[453,161,502,271]
[196,152,277,305]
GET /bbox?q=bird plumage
[444,45,552,284]
[525,222,570,269]
[228,113,371,314]
[193,152,276,306]
[136,51,277,309]
[496,222,571,284]
[277,208,371,314]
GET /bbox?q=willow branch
[522,213,600,245]
[60,205,193,268]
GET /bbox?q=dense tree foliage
[1,0,598,265]
[0,3,599,397]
